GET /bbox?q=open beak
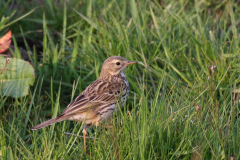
[125,61,138,66]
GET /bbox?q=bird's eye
[116,62,120,65]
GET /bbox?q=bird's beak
[125,61,138,66]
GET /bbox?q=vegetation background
[1,0,240,159]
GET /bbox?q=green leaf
[73,8,99,30]
[0,57,35,98]
[6,147,14,160]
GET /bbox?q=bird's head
[100,56,137,77]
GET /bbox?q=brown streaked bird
[31,56,137,154]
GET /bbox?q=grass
[1,0,240,159]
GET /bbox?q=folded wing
[59,79,125,118]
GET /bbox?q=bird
[31,56,137,154]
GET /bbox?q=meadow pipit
[31,56,137,154]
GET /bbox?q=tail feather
[31,117,63,130]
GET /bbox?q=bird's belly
[98,103,116,121]
[68,112,96,123]
[68,104,117,126]
[68,114,86,122]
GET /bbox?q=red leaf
[0,31,12,53]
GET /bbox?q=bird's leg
[82,128,88,154]
[99,120,113,129]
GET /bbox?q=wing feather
[59,78,125,117]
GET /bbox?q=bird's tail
[31,117,63,130]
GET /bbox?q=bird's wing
[59,79,125,117]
